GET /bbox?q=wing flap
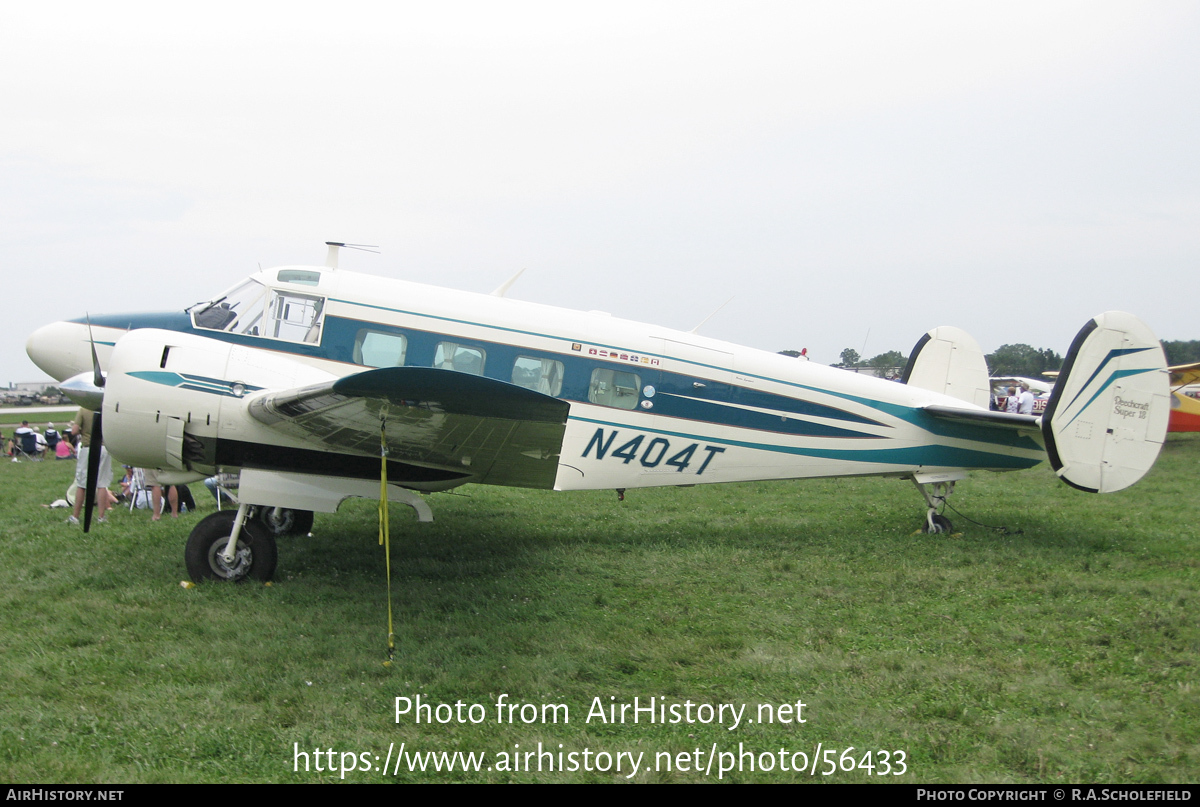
[248,367,570,489]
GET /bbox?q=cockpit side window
[192,279,325,345]
[270,292,324,342]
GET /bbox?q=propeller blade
[85,314,106,389]
[82,413,103,533]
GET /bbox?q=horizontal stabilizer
[902,326,991,408]
[922,405,1040,432]
[1042,311,1169,493]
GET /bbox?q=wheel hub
[207,538,252,580]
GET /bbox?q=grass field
[0,409,75,427]
[1,435,1197,783]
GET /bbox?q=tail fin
[1042,311,1169,493]
[902,325,991,408]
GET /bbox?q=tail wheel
[185,510,277,583]
[924,513,954,534]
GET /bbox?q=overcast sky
[3,1,1198,385]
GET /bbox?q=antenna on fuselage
[490,268,526,297]
[324,241,380,270]
[689,296,735,334]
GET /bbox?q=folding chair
[127,468,153,512]
[13,431,41,461]
[206,473,240,510]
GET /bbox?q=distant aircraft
[1167,362,1200,432]
[26,244,1170,583]
[1045,363,1200,432]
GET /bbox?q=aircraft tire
[256,507,314,536]
[924,514,953,535]
[185,510,277,583]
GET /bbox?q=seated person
[55,435,76,459]
[204,472,240,506]
[119,467,135,502]
[44,424,60,451]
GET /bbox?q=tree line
[1163,340,1200,365]
[811,340,1199,377]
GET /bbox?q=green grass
[1,437,1197,782]
[0,409,75,427]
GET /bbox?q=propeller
[81,315,107,533]
[82,412,103,532]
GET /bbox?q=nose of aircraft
[26,320,96,382]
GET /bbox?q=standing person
[1017,382,1036,415]
[68,408,114,526]
[143,468,179,521]
[1005,386,1019,414]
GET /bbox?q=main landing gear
[252,505,314,537]
[911,475,962,534]
[182,476,435,582]
[185,504,314,582]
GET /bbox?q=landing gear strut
[910,474,963,534]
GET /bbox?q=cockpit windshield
[192,278,325,344]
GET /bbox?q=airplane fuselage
[28,263,1045,495]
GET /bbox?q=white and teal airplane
[26,244,1170,583]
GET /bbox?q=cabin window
[588,368,641,409]
[354,329,408,367]
[434,342,486,375]
[512,356,564,396]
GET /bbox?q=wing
[247,367,570,489]
[1168,361,1200,389]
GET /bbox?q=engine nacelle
[102,329,337,474]
[102,330,233,471]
